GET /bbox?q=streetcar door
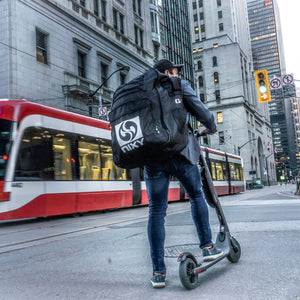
[131,168,141,205]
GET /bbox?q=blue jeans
[144,155,213,273]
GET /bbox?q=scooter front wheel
[179,258,198,290]
[227,236,241,263]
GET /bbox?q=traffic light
[255,69,271,103]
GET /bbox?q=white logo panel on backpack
[115,116,144,153]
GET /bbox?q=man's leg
[172,158,212,248]
[173,157,223,261]
[144,166,170,274]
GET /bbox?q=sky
[277,0,300,83]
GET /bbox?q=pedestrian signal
[255,70,271,103]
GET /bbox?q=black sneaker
[150,273,166,288]
[202,245,224,262]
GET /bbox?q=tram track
[1,186,298,254]
[0,203,191,254]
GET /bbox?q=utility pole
[87,66,130,117]
[238,138,257,156]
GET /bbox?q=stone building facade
[188,0,277,185]
[0,0,163,117]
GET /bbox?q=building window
[100,62,108,87]
[192,1,197,9]
[218,10,223,19]
[200,93,205,103]
[200,12,204,20]
[138,0,142,16]
[134,25,143,48]
[101,0,107,22]
[212,56,218,67]
[36,29,48,64]
[217,0,221,6]
[120,14,124,34]
[134,25,139,44]
[197,60,202,71]
[133,0,142,16]
[113,9,118,30]
[94,0,99,16]
[153,43,159,59]
[78,51,86,78]
[139,29,144,48]
[120,72,127,85]
[214,72,219,83]
[201,24,205,33]
[195,27,199,34]
[219,131,224,144]
[194,14,198,22]
[199,76,204,88]
[113,9,125,34]
[217,112,223,123]
[215,89,220,101]
[199,0,203,7]
[151,11,159,34]
[219,23,224,31]
[80,0,86,7]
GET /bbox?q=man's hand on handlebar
[194,128,217,138]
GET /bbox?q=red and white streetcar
[0,100,245,221]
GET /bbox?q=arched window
[212,56,217,67]
[197,60,202,71]
[199,76,204,88]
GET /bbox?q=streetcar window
[222,162,228,180]
[53,134,72,180]
[0,119,12,180]
[15,127,127,182]
[229,163,237,180]
[100,139,127,180]
[78,139,101,180]
[78,136,127,181]
[15,128,54,180]
[215,162,224,180]
[210,161,217,181]
[229,163,244,181]
[238,165,244,180]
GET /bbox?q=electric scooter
[166,134,241,290]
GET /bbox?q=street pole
[88,66,130,117]
[265,157,270,186]
[238,138,257,156]
[265,152,275,186]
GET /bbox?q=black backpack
[109,68,188,169]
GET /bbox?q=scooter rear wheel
[227,236,241,263]
[179,258,198,290]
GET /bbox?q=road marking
[221,199,300,206]
[0,227,109,254]
[211,220,300,232]
[277,192,300,198]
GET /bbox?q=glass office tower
[247,0,298,180]
[161,0,194,85]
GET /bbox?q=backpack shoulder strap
[143,68,160,90]
[169,77,182,92]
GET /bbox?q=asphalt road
[0,184,299,299]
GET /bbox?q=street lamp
[237,138,257,156]
[87,66,130,117]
